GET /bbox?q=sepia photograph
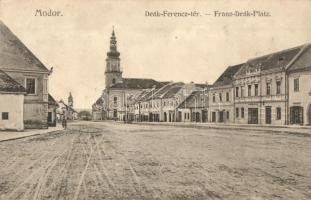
[0,0,310,199]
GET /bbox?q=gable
[0,21,49,73]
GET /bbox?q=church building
[92,29,165,120]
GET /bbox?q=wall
[5,71,49,128]
[208,86,234,123]
[288,71,311,125]
[0,94,24,131]
[107,89,141,120]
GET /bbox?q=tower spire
[105,27,123,88]
[107,26,120,57]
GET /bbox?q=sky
[1,0,311,109]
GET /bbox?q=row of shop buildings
[92,30,311,126]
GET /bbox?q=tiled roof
[0,21,50,72]
[151,82,184,99]
[109,78,165,89]
[0,69,25,93]
[133,90,153,102]
[48,94,59,107]
[213,64,244,87]
[162,85,183,99]
[195,83,209,89]
[178,91,205,108]
[288,44,311,72]
[236,45,306,77]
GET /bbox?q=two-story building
[209,64,243,123]
[0,20,52,129]
[287,44,311,125]
[234,45,306,125]
[177,88,209,122]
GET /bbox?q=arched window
[112,78,116,84]
[113,96,117,104]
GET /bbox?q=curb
[130,122,311,137]
[0,129,64,143]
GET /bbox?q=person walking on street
[62,115,67,129]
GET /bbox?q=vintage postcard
[0,0,310,199]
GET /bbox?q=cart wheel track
[7,147,68,200]
[92,133,119,195]
[72,133,93,200]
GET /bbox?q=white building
[0,70,26,131]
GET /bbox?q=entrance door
[248,108,258,124]
[265,107,271,124]
[202,110,208,122]
[196,112,200,122]
[219,111,224,122]
[212,112,216,122]
[290,106,304,124]
[48,112,52,123]
[178,111,182,122]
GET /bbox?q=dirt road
[0,122,310,200]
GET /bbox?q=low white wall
[0,94,24,131]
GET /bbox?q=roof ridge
[247,44,307,62]
[0,21,50,72]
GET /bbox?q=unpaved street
[0,122,310,200]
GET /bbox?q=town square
[1,0,311,199]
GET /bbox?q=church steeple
[107,28,120,58]
[68,92,73,107]
[105,27,123,89]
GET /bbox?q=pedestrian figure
[62,116,67,129]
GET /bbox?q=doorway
[212,112,216,122]
[248,108,258,124]
[219,111,224,122]
[290,106,304,125]
[48,112,52,123]
[265,107,271,124]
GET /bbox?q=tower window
[113,96,118,104]
[112,78,116,84]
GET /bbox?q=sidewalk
[130,121,311,136]
[0,125,63,142]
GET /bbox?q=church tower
[68,92,73,107]
[105,28,122,89]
